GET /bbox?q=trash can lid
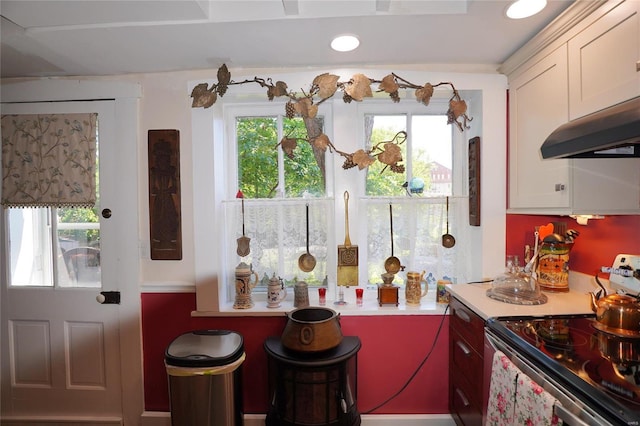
[165,330,244,368]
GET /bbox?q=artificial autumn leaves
[191,64,472,174]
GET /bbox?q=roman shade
[1,113,98,208]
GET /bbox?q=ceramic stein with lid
[267,273,287,308]
[233,262,259,309]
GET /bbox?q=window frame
[354,98,466,197]
[190,76,503,316]
[6,206,101,288]
[197,97,470,312]
[3,108,105,290]
[216,102,336,305]
[354,99,469,288]
[223,102,335,200]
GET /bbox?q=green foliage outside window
[366,126,407,196]
[57,207,100,247]
[237,116,325,198]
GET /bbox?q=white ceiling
[0,0,576,79]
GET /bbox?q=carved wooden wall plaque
[148,129,182,260]
[468,136,481,227]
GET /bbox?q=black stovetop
[487,314,640,426]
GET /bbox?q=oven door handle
[554,403,590,426]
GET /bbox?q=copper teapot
[590,275,640,334]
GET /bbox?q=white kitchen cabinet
[568,0,640,120]
[508,46,571,211]
[507,0,640,215]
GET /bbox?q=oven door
[485,328,612,426]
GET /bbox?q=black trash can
[165,330,245,426]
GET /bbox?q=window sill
[191,292,449,317]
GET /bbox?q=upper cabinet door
[568,0,640,120]
[508,45,570,211]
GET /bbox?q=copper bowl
[281,307,343,352]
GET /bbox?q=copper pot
[281,307,343,352]
[591,293,640,334]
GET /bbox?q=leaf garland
[191,64,472,174]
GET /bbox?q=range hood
[540,96,640,159]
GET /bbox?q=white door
[1,99,141,424]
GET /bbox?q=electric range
[485,254,640,425]
[487,314,640,425]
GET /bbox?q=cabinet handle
[454,309,471,323]
[636,61,640,72]
[554,183,565,192]
[456,340,472,356]
[455,388,470,407]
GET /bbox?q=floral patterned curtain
[1,113,98,208]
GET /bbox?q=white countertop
[446,281,594,321]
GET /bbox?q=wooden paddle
[337,191,358,286]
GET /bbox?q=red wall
[141,293,450,414]
[505,214,640,276]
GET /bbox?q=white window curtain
[362,196,472,286]
[1,113,98,208]
[222,198,333,296]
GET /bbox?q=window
[236,115,325,198]
[8,207,100,287]
[220,99,472,302]
[357,100,470,289]
[6,135,101,288]
[364,114,452,197]
[201,92,478,311]
[191,75,504,314]
[222,104,333,301]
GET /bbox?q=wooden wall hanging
[148,129,182,260]
[468,136,481,226]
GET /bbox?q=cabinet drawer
[451,329,483,395]
[449,298,484,350]
[450,384,483,426]
[450,352,483,410]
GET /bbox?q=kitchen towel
[514,374,563,426]
[486,350,521,426]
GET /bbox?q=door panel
[10,320,51,387]
[6,289,121,415]
[1,100,127,422]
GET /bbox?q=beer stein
[294,281,310,308]
[405,270,428,305]
[267,273,287,308]
[233,262,258,309]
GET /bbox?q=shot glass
[355,288,364,307]
[318,287,326,306]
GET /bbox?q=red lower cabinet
[449,297,485,426]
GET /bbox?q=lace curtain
[223,198,333,293]
[222,196,472,299]
[1,113,98,208]
[362,196,472,286]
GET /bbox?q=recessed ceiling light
[506,0,547,19]
[331,35,360,52]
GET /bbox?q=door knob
[97,291,121,304]
[101,208,112,218]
